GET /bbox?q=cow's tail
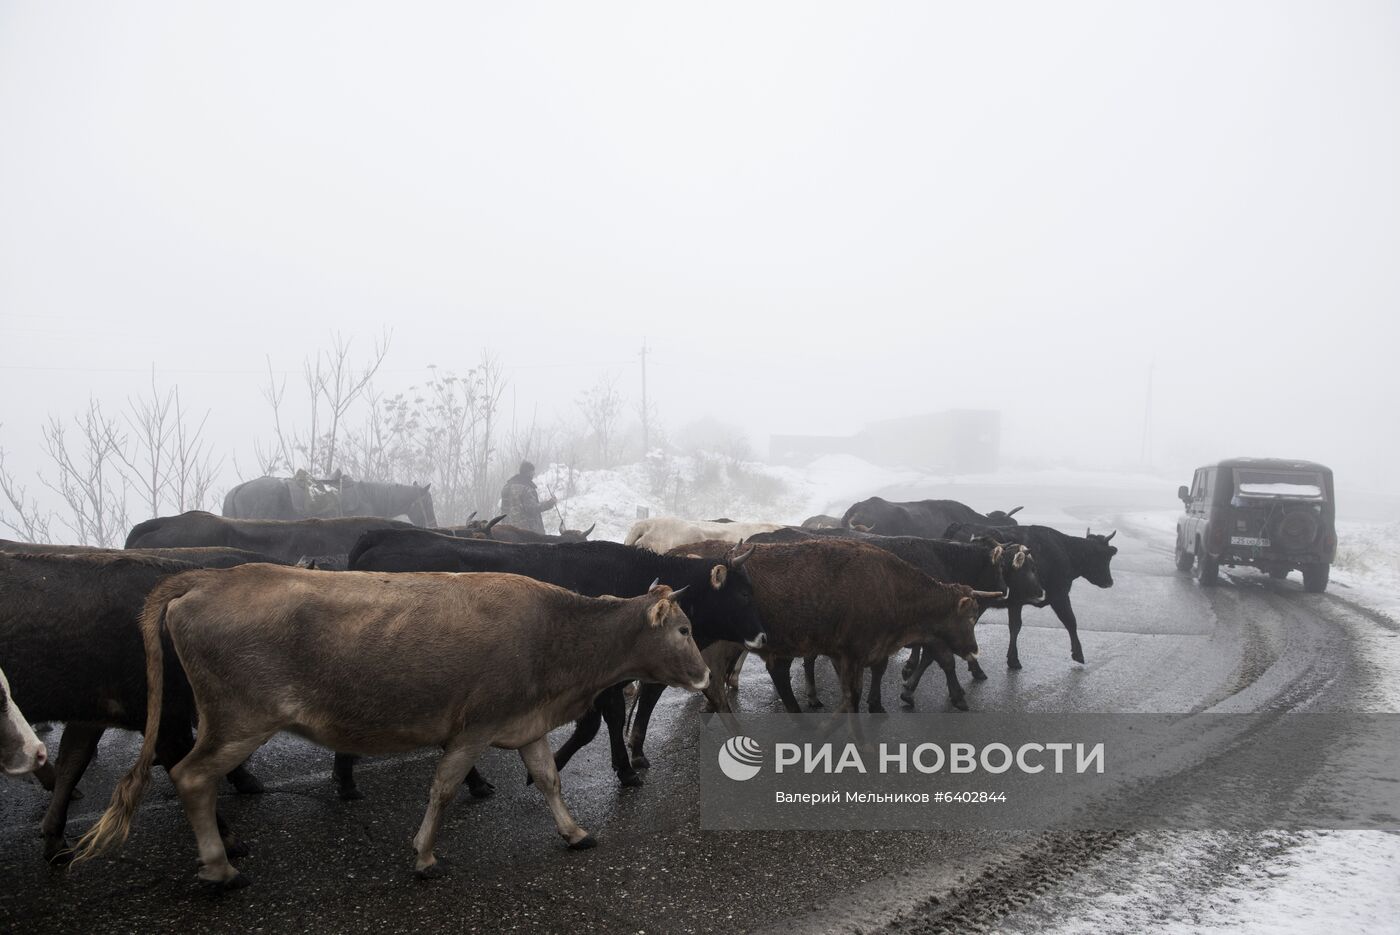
[71,580,181,863]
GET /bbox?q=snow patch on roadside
[996,830,1400,935]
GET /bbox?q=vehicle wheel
[1175,535,1194,572]
[1197,550,1219,587]
[1302,564,1329,593]
[1268,568,1289,580]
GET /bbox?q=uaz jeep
[1175,458,1337,592]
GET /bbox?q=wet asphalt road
[1,485,1387,933]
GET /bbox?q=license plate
[1231,536,1270,547]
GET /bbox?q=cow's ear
[647,598,673,628]
[710,564,728,590]
[958,596,975,614]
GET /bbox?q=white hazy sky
[1,1,1397,491]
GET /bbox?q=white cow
[1,664,46,776]
[624,517,783,554]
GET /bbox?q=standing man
[499,460,557,534]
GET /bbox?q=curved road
[1,485,1391,933]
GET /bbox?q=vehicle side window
[1191,470,1204,501]
[1203,469,1215,504]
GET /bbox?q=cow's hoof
[899,694,916,709]
[201,872,252,892]
[806,698,824,710]
[630,753,651,770]
[618,770,644,788]
[414,861,448,881]
[223,838,251,860]
[1072,651,1085,664]
[951,697,969,712]
[337,785,364,802]
[1007,659,1023,671]
[467,776,495,799]
[43,838,72,867]
[568,834,598,851]
[969,664,989,682]
[868,703,886,714]
[231,776,265,796]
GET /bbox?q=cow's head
[632,585,711,693]
[1000,543,1046,604]
[1081,529,1118,588]
[557,523,596,542]
[678,544,766,650]
[940,587,986,659]
[985,506,1023,525]
[1,666,47,776]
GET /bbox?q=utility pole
[640,338,650,455]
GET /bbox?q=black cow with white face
[946,523,1118,669]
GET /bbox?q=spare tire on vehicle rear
[1274,509,1320,551]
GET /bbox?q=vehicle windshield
[1232,469,1325,499]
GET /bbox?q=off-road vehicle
[1175,457,1336,592]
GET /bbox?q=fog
[2,1,1398,512]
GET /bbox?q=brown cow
[661,539,995,721]
[73,566,709,887]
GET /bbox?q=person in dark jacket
[499,461,557,534]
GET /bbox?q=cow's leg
[333,752,362,800]
[901,644,922,682]
[701,642,744,713]
[802,655,823,708]
[155,722,248,859]
[1049,594,1085,664]
[40,722,104,864]
[765,656,804,714]
[551,707,603,777]
[866,658,889,714]
[927,642,968,710]
[519,736,594,850]
[169,729,273,887]
[226,758,264,795]
[596,684,641,787]
[834,657,865,714]
[727,650,746,692]
[551,683,641,783]
[1006,604,1025,670]
[410,733,487,879]
[900,643,941,708]
[33,762,57,792]
[628,682,667,770]
[464,767,494,798]
[966,654,989,681]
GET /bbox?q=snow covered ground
[535,454,1179,542]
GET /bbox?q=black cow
[124,510,415,563]
[841,497,1023,537]
[0,549,281,863]
[946,523,1117,669]
[347,530,765,790]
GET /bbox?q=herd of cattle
[0,494,1119,888]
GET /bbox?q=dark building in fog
[769,410,1001,474]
